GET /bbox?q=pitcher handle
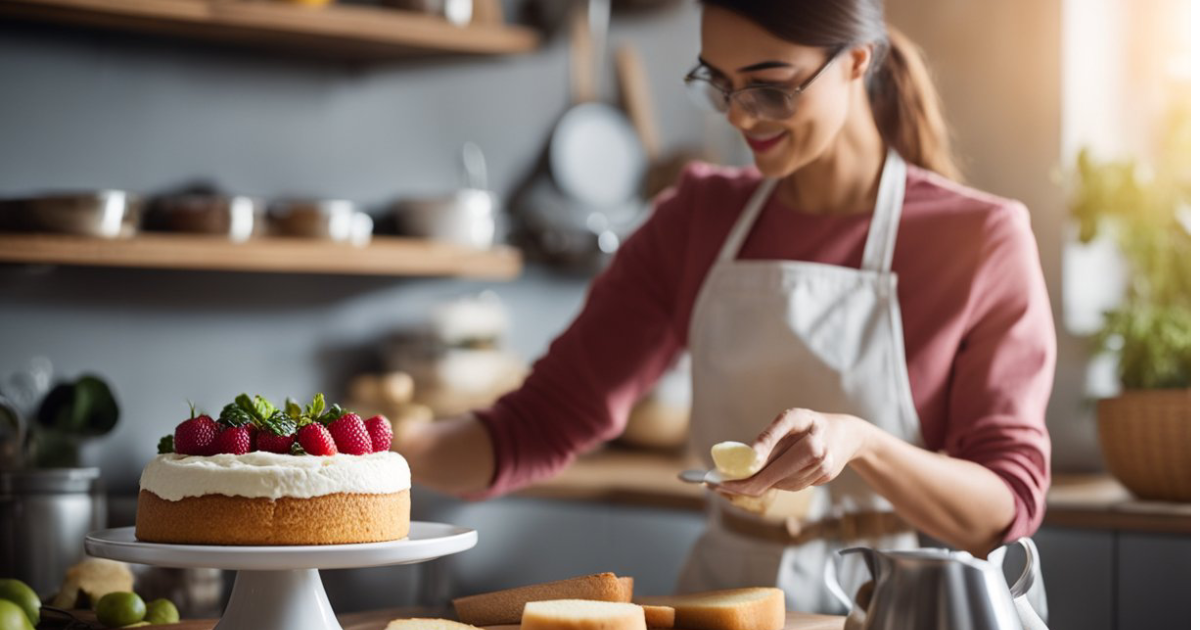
[826,547,875,613]
[1008,537,1041,599]
[823,555,853,612]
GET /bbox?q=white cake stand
[85,522,477,630]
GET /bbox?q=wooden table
[58,608,844,629]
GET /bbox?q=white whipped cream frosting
[140,451,411,501]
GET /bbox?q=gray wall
[0,2,707,492]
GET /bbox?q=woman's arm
[720,409,1013,557]
[395,413,494,496]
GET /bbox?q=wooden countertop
[60,608,844,629]
[514,448,1190,534]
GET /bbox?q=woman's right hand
[393,413,495,496]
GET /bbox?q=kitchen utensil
[86,522,478,630]
[145,191,265,242]
[0,190,141,238]
[0,395,25,470]
[829,538,1048,630]
[0,468,106,599]
[270,198,373,247]
[383,0,473,25]
[613,41,710,200]
[393,143,499,250]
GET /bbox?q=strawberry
[328,413,372,455]
[298,423,337,456]
[247,426,261,451]
[214,426,252,455]
[175,415,220,456]
[365,415,393,453]
[256,431,295,454]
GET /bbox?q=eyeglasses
[683,47,846,121]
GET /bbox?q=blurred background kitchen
[0,0,1191,629]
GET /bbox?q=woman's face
[698,7,869,178]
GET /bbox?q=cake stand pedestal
[85,522,477,630]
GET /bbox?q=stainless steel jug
[0,468,106,597]
[828,537,1048,630]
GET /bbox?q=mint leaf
[285,398,303,419]
[290,440,307,456]
[259,410,298,437]
[317,403,346,426]
[253,395,277,421]
[157,434,175,454]
[219,403,255,427]
[306,393,326,419]
[235,394,258,419]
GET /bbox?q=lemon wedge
[711,441,762,480]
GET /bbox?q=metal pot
[0,191,141,238]
[0,468,106,598]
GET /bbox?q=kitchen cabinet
[0,0,539,60]
[0,233,522,279]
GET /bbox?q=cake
[521,600,647,630]
[135,393,411,546]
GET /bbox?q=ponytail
[870,27,962,181]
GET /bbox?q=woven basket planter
[1096,388,1192,502]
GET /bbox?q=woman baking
[397,0,1056,615]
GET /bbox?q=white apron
[678,149,922,613]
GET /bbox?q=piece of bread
[386,619,481,630]
[636,588,785,630]
[454,573,632,626]
[641,605,675,628]
[521,600,647,630]
[51,558,134,609]
[618,577,635,602]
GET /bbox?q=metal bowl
[144,193,266,242]
[270,198,373,246]
[392,189,498,250]
[0,190,141,238]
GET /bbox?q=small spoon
[677,469,728,486]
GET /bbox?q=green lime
[0,600,33,630]
[96,592,146,628]
[144,598,180,624]
[0,579,39,626]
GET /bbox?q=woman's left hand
[718,408,874,497]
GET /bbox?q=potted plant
[1068,107,1191,502]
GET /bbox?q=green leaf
[218,403,255,427]
[317,403,346,426]
[259,410,298,437]
[285,398,303,419]
[235,394,258,419]
[290,441,307,456]
[306,393,326,419]
[157,434,175,454]
[253,395,278,421]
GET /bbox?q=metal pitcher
[0,468,106,598]
[828,537,1048,630]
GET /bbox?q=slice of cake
[521,600,647,630]
[454,573,631,626]
[135,393,411,546]
[636,588,785,630]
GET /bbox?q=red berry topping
[175,415,219,456]
[328,413,372,456]
[298,423,337,456]
[256,431,295,454]
[214,426,252,455]
[365,415,393,453]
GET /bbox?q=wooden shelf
[0,233,523,278]
[0,0,540,59]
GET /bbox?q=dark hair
[698,0,962,181]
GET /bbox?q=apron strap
[716,178,779,262]
[860,149,908,273]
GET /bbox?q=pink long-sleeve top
[474,161,1056,540]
